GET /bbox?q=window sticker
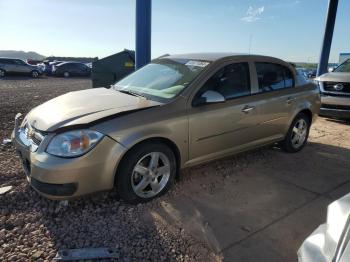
[185,60,210,67]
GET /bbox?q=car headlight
[46,130,104,157]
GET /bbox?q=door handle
[286,97,296,104]
[241,105,255,113]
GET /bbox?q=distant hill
[0,50,45,60]
[0,51,98,63]
[46,56,98,63]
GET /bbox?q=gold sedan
[13,53,320,204]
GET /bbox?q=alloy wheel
[131,152,171,198]
[32,71,39,78]
[291,119,308,149]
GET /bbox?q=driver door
[187,62,260,165]
[13,59,28,73]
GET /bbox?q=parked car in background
[296,68,309,79]
[298,193,350,262]
[317,59,350,119]
[307,69,317,79]
[39,60,65,75]
[0,58,43,78]
[12,53,320,203]
[52,62,91,77]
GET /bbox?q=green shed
[91,49,135,88]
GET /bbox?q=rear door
[251,61,299,140]
[187,61,261,165]
[64,64,74,75]
[13,59,30,73]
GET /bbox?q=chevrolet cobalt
[13,53,320,203]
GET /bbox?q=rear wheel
[117,142,177,204]
[63,71,70,78]
[0,69,5,78]
[280,113,311,153]
[31,70,39,78]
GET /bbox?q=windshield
[334,59,350,73]
[113,58,210,102]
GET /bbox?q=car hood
[317,72,350,82]
[26,88,161,132]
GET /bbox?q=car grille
[19,123,45,152]
[323,82,350,95]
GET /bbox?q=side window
[4,59,14,64]
[284,67,294,88]
[14,60,25,65]
[77,63,88,70]
[198,62,251,100]
[255,62,294,92]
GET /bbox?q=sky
[0,0,349,63]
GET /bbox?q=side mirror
[328,67,334,72]
[193,90,225,106]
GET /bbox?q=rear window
[255,62,295,92]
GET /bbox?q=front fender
[92,111,189,168]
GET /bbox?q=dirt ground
[0,77,349,261]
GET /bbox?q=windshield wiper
[117,89,147,99]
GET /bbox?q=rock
[0,186,12,195]
[32,250,44,259]
[2,138,12,146]
[0,229,5,240]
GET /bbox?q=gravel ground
[0,77,219,262]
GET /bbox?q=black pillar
[317,0,339,76]
[135,0,152,69]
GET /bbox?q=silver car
[0,57,43,78]
[317,59,350,119]
[12,53,320,204]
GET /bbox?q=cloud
[241,6,265,22]
[270,0,301,9]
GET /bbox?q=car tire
[280,112,311,153]
[31,70,39,78]
[63,71,70,78]
[0,69,5,78]
[117,142,177,204]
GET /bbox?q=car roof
[161,52,279,62]
[0,57,22,60]
[56,61,84,66]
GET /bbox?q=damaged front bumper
[12,113,127,200]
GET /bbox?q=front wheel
[280,113,311,153]
[63,71,70,78]
[0,69,5,78]
[117,142,177,204]
[31,70,39,78]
